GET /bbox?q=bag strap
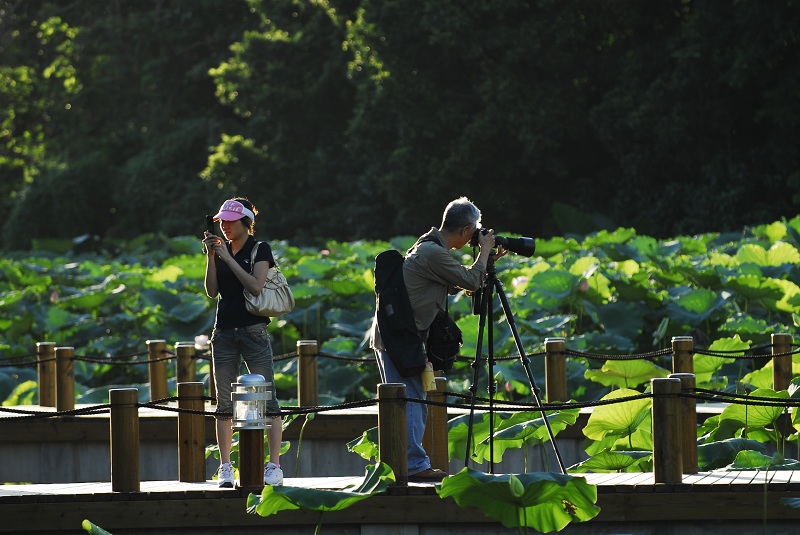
[249,241,260,275]
[250,240,281,278]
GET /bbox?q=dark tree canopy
[1,0,798,249]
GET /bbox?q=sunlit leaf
[437,467,600,532]
[584,359,669,389]
[582,388,650,442]
[569,449,651,473]
[246,462,394,516]
[697,438,766,470]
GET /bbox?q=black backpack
[374,249,427,377]
[373,236,464,375]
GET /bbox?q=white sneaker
[264,462,284,485]
[217,462,234,488]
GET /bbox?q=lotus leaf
[437,467,600,532]
[569,449,651,473]
[246,462,394,516]
[582,388,650,443]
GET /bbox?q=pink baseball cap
[213,200,255,222]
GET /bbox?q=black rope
[7,384,800,423]
[693,347,800,360]
[565,348,673,361]
[0,405,111,421]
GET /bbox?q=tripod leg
[492,277,567,474]
[464,281,491,467]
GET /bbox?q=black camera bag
[426,308,462,371]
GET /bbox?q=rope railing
[6,333,800,416]
[7,366,800,490]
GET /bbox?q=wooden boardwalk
[4,470,800,534]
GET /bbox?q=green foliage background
[3,216,800,407]
[1,0,798,249]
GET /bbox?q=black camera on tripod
[470,228,536,257]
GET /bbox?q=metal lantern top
[231,373,273,430]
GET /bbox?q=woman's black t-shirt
[214,235,275,329]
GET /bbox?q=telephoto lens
[470,228,536,257]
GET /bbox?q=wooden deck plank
[4,471,800,533]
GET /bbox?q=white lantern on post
[231,374,272,430]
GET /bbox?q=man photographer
[370,196,504,482]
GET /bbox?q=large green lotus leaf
[571,331,637,352]
[437,468,600,532]
[742,361,775,390]
[569,257,612,303]
[317,278,370,296]
[168,297,209,323]
[727,450,800,471]
[0,290,28,311]
[723,275,786,300]
[149,264,184,283]
[736,244,770,265]
[665,288,725,326]
[473,409,580,464]
[584,359,669,389]
[761,278,800,313]
[293,256,337,279]
[692,335,745,383]
[346,426,379,461]
[718,313,773,336]
[448,412,493,461]
[525,269,580,308]
[736,242,800,267]
[719,388,788,429]
[569,449,651,473]
[584,412,653,456]
[581,227,637,248]
[246,462,394,516]
[751,221,788,242]
[697,438,766,470]
[535,236,581,258]
[0,260,53,289]
[595,300,647,340]
[582,388,651,442]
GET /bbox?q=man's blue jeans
[375,349,430,475]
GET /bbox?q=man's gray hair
[441,197,481,232]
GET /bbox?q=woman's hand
[202,232,222,258]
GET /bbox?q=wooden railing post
[238,429,265,491]
[772,333,793,392]
[37,342,56,407]
[544,337,567,402]
[177,382,206,482]
[147,339,168,402]
[670,373,698,474]
[651,377,682,484]
[378,383,408,486]
[175,342,197,384]
[422,377,449,472]
[55,346,75,412]
[297,340,319,407]
[110,388,140,492]
[671,336,694,375]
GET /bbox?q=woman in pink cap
[202,197,284,488]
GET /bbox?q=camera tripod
[464,255,566,474]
